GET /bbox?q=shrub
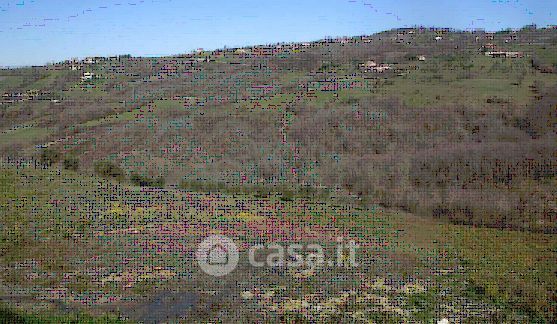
[63,156,79,171]
[40,148,60,166]
[280,188,295,201]
[130,172,165,188]
[252,185,271,198]
[93,160,125,181]
[179,180,227,192]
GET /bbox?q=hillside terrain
[1,27,557,322]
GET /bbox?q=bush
[130,172,165,188]
[63,156,79,171]
[279,188,295,201]
[93,160,125,181]
[252,185,271,198]
[40,148,60,166]
[0,303,26,323]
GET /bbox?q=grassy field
[0,126,53,147]
[0,163,555,322]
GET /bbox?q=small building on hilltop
[485,51,524,58]
[81,72,95,82]
[235,48,250,55]
[483,43,497,51]
[360,60,377,69]
[360,60,391,73]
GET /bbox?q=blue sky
[0,0,555,67]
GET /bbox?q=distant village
[2,25,550,106]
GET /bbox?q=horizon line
[1,23,553,69]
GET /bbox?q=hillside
[2,27,556,232]
[1,27,557,322]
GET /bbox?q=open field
[1,163,556,322]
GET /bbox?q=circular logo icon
[196,235,239,277]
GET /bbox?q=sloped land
[1,28,557,322]
[0,164,555,322]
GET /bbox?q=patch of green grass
[279,71,308,85]
[81,108,142,127]
[512,43,557,67]
[406,292,436,322]
[446,225,557,320]
[377,54,557,107]
[256,92,299,108]
[533,46,557,67]
[27,70,65,89]
[82,99,185,127]
[0,127,53,146]
[0,75,25,91]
